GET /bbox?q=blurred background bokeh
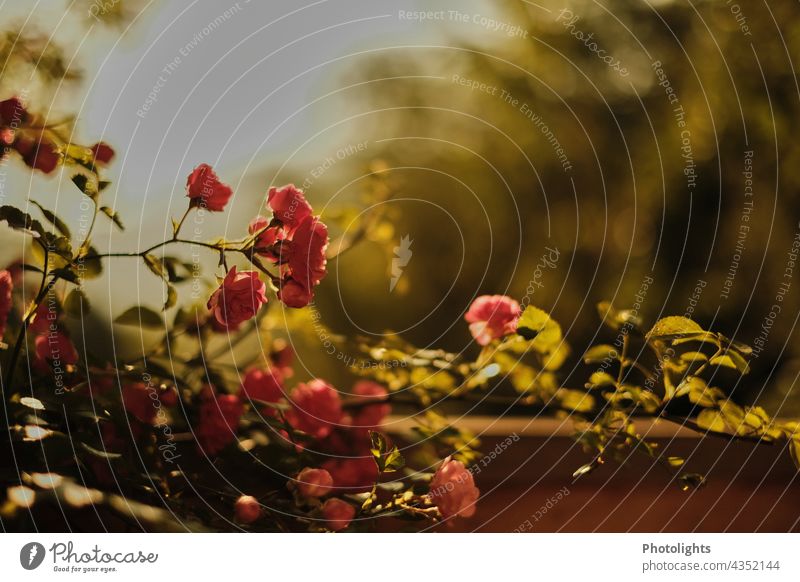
[2,0,800,416]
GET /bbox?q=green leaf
[41,233,74,260]
[51,266,81,284]
[597,301,642,330]
[100,206,124,230]
[679,351,708,365]
[583,344,618,364]
[20,397,45,411]
[646,316,704,341]
[718,334,753,355]
[71,174,98,198]
[114,306,164,328]
[672,332,720,346]
[585,371,617,389]
[696,409,727,433]
[0,205,45,237]
[666,456,685,468]
[710,351,750,374]
[143,254,167,280]
[163,285,177,311]
[383,447,405,473]
[789,438,800,470]
[557,388,595,412]
[516,306,562,351]
[64,288,90,317]
[77,247,103,280]
[30,200,71,238]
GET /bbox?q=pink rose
[14,138,59,174]
[186,163,233,212]
[0,270,12,339]
[241,367,284,416]
[34,331,78,368]
[322,498,355,532]
[248,215,285,261]
[267,184,312,232]
[351,381,390,430]
[234,495,261,524]
[270,341,294,376]
[321,456,378,493]
[287,379,343,439]
[277,277,313,309]
[293,467,334,498]
[465,295,521,346]
[207,266,268,330]
[122,383,156,424]
[286,216,328,285]
[276,216,329,308]
[89,142,115,165]
[0,97,28,125]
[197,391,243,455]
[429,457,480,519]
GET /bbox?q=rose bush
[1,93,798,534]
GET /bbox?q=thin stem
[78,197,99,256]
[4,245,50,390]
[172,208,192,241]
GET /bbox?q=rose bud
[235,495,261,524]
[322,498,355,532]
[293,467,334,498]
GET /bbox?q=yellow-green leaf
[647,316,704,340]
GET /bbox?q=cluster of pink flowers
[0,96,113,173]
[232,374,385,530]
[465,294,521,345]
[253,184,329,308]
[185,164,329,330]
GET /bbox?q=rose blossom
[277,216,329,308]
[464,295,521,346]
[34,331,78,367]
[293,467,334,498]
[121,383,157,424]
[248,215,285,261]
[186,163,233,211]
[277,277,313,309]
[207,266,268,330]
[89,142,115,165]
[197,391,244,455]
[14,138,59,174]
[321,457,378,493]
[267,184,312,232]
[234,495,261,524]
[429,456,480,519]
[286,216,328,286]
[241,367,284,416]
[0,97,28,125]
[286,379,342,439]
[0,269,12,339]
[351,381,390,430]
[322,498,355,531]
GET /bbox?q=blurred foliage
[315,0,800,413]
